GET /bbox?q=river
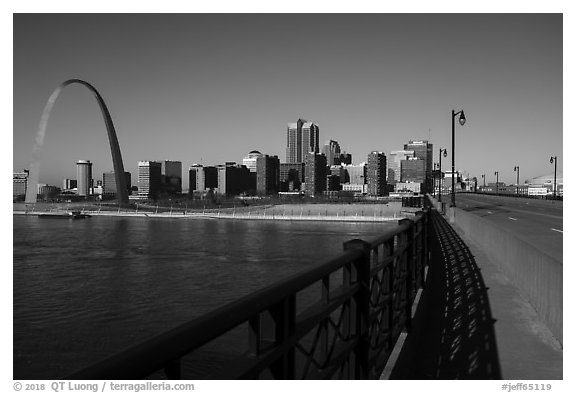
[13,214,396,379]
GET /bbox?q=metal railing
[68,210,429,380]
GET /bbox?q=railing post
[398,218,414,333]
[343,239,371,379]
[269,295,296,378]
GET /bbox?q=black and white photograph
[9,4,569,390]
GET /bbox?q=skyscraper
[242,150,263,173]
[322,140,341,166]
[403,140,433,192]
[138,161,162,199]
[367,151,387,196]
[286,119,319,163]
[388,150,415,184]
[256,155,280,195]
[160,160,182,195]
[304,152,327,195]
[279,162,305,191]
[13,170,29,198]
[76,160,93,196]
[216,162,252,196]
[401,157,426,183]
[189,165,218,193]
[103,171,131,196]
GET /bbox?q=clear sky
[13,13,563,189]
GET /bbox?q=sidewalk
[451,216,563,379]
[389,210,562,379]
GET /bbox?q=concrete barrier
[451,208,563,345]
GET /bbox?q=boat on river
[38,211,92,219]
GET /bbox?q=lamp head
[459,111,466,126]
[550,157,554,164]
[443,149,447,158]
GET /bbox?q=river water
[13,215,395,379]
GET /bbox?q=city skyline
[13,14,563,190]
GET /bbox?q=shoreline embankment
[13,202,421,223]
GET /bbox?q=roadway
[453,193,563,262]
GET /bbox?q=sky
[12,13,563,190]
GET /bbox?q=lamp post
[513,166,520,195]
[433,163,439,197]
[438,148,447,202]
[494,171,499,196]
[451,109,466,207]
[550,156,557,198]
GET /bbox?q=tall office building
[103,171,132,196]
[286,119,319,163]
[322,140,341,166]
[401,157,426,183]
[256,155,280,195]
[304,153,327,195]
[76,160,93,196]
[138,161,162,199]
[279,162,305,191]
[189,165,218,193]
[62,178,77,191]
[13,171,29,198]
[388,150,415,184]
[367,151,387,196]
[160,160,182,195]
[216,163,252,196]
[403,140,433,192]
[242,150,263,173]
[344,163,366,186]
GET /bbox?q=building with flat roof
[13,171,29,198]
[343,163,366,186]
[388,150,414,184]
[216,163,252,196]
[256,155,280,195]
[103,171,132,196]
[403,140,433,192]
[367,151,387,196]
[304,152,327,195]
[138,161,162,199]
[189,165,218,193]
[279,162,305,192]
[159,160,182,195]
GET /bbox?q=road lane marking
[551,228,563,233]
[508,217,518,221]
[487,211,493,214]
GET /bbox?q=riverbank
[13,202,422,222]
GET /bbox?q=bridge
[65,193,562,380]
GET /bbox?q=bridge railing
[68,210,429,380]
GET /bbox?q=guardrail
[67,210,429,380]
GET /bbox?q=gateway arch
[25,79,129,207]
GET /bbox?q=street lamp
[433,163,439,197]
[550,156,557,198]
[451,109,466,207]
[513,166,520,195]
[494,171,499,196]
[438,148,447,202]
